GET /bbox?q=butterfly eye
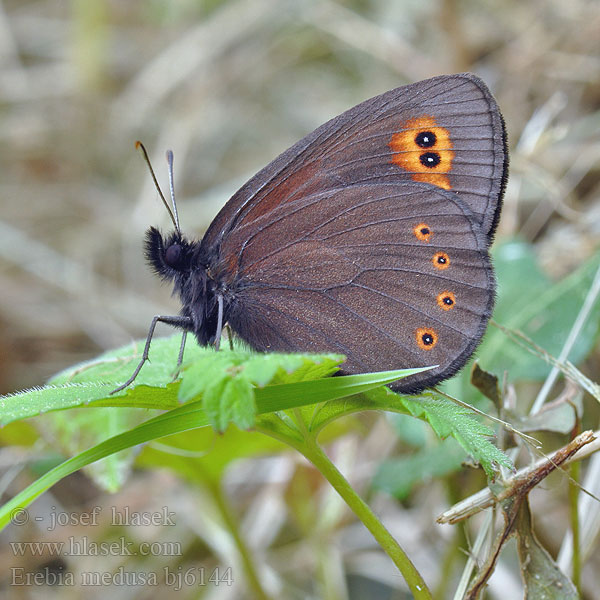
[164,243,182,268]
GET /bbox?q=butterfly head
[145,225,222,347]
[145,226,200,282]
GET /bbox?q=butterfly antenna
[166,149,181,234]
[135,141,180,234]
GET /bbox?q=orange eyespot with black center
[413,223,432,242]
[432,251,450,270]
[437,291,456,310]
[416,327,438,350]
[388,115,454,190]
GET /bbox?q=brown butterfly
[114,73,507,394]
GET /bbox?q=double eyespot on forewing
[389,116,455,191]
[201,73,506,258]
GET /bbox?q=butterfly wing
[219,181,494,393]
[203,73,507,249]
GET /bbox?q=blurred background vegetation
[1,0,599,598]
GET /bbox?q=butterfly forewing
[202,73,506,253]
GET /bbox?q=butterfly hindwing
[222,181,494,392]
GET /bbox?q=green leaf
[373,438,467,499]
[137,426,285,484]
[203,376,232,431]
[50,334,205,389]
[515,499,580,599]
[35,407,142,493]
[0,335,427,433]
[205,375,255,431]
[0,338,344,431]
[0,335,210,427]
[226,377,256,429]
[11,337,205,492]
[256,367,428,415]
[0,401,211,531]
[387,413,428,448]
[0,365,433,531]
[280,384,512,480]
[401,393,513,478]
[179,348,345,431]
[480,239,600,381]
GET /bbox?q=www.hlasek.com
[11,536,181,557]
[12,566,234,590]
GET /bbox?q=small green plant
[0,333,514,598]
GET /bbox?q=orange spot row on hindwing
[389,115,454,190]
[413,242,457,350]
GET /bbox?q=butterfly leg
[110,314,193,394]
[171,331,188,381]
[176,331,187,368]
[213,294,224,351]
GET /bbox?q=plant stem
[568,459,581,592]
[208,477,273,600]
[300,436,432,599]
